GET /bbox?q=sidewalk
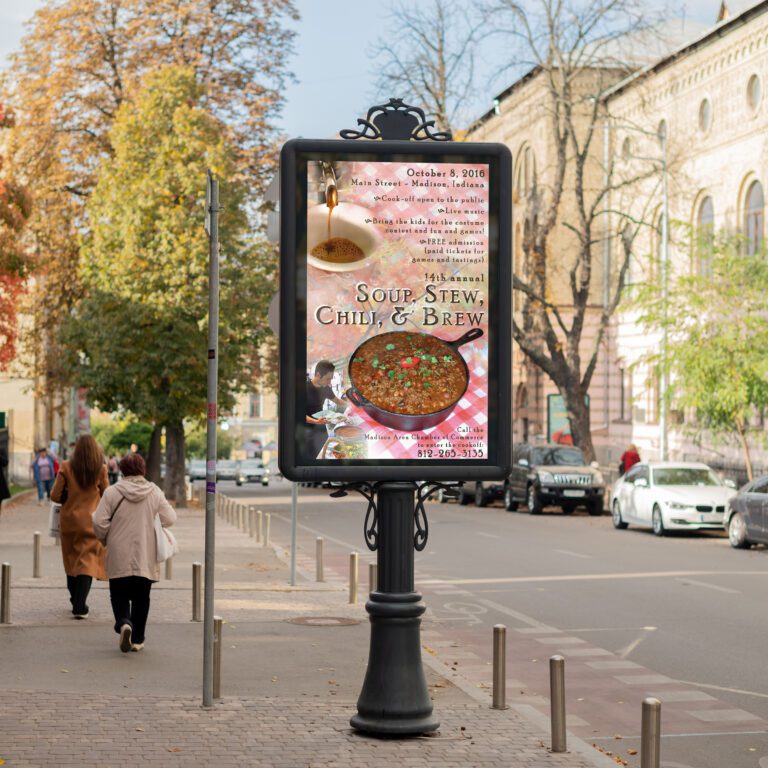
[0,490,616,767]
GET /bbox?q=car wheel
[612,500,628,529]
[652,505,665,536]
[437,488,447,504]
[561,503,575,514]
[527,484,543,515]
[262,479,269,487]
[235,480,242,487]
[504,484,516,511]
[588,499,604,517]
[475,483,488,507]
[728,511,750,549]
[459,489,471,505]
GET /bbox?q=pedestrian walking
[92,452,176,653]
[619,443,641,475]
[31,447,56,505]
[0,444,11,513]
[107,455,119,485]
[50,435,109,619]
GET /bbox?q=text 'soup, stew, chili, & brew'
[349,332,468,415]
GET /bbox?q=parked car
[503,443,605,515]
[216,459,240,482]
[435,483,472,504]
[188,459,206,481]
[611,462,736,536]
[723,474,768,548]
[237,459,269,487]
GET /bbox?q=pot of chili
[346,328,484,431]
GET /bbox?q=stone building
[468,0,768,471]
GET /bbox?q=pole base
[350,591,439,736]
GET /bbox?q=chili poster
[304,158,491,463]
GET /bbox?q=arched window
[745,180,764,255]
[696,196,714,277]
[514,222,522,278]
[516,145,536,198]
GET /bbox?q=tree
[372,0,485,135]
[0,103,32,370]
[636,236,768,480]
[5,0,296,402]
[487,0,664,460]
[63,66,276,503]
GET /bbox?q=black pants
[109,576,153,644]
[66,575,93,615]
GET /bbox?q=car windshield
[652,467,720,486]
[218,461,238,469]
[531,447,586,466]
[240,461,264,470]
[190,460,205,469]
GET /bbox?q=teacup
[307,202,381,273]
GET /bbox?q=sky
[0,0,733,139]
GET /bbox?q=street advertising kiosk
[279,100,512,735]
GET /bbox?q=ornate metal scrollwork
[330,482,378,550]
[340,98,452,142]
[413,482,463,551]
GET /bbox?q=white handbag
[154,514,179,562]
[48,502,61,538]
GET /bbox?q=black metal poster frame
[279,137,511,483]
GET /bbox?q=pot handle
[448,327,484,350]
[346,387,368,407]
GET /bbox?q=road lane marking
[553,548,592,559]
[586,660,642,670]
[476,532,500,539]
[418,570,768,586]
[617,627,656,659]
[674,680,768,700]
[615,673,675,685]
[473,597,558,631]
[688,709,760,722]
[676,577,740,594]
[593,731,768,740]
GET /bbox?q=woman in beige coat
[92,452,176,652]
[50,435,108,618]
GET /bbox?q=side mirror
[723,478,737,489]
[518,458,529,467]
[590,461,599,469]
[635,477,649,488]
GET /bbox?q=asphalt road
[219,479,768,768]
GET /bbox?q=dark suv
[504,443,605,515]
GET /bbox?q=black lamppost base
[350,590,439,735]
[349,482,439,736]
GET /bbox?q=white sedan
[611,462,736,536]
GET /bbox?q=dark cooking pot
[345,327,484,431]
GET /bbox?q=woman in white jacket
[93,452,176,653]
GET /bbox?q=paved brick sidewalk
[0,490,615,767]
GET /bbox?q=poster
[304,158,490,463]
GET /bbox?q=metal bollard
[213,615,223,699]
[33,531,41,579]
[165,556,173,580]
[349,552,359,604]
[237,504,243,531]
[641,697,661,768]
[316,537,324,582]
[264,513,271,547]
[257,510,263,543]
[1,562,10,624]
[248,506,255,538]
[550,655,566,752]
[492,624,507,709]
[369,562,378,594]
[192,562,202,622]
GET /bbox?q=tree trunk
[146,424,162,485]
[563,387,596,462]
[164,421,187,507]
[735,419,753,482]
